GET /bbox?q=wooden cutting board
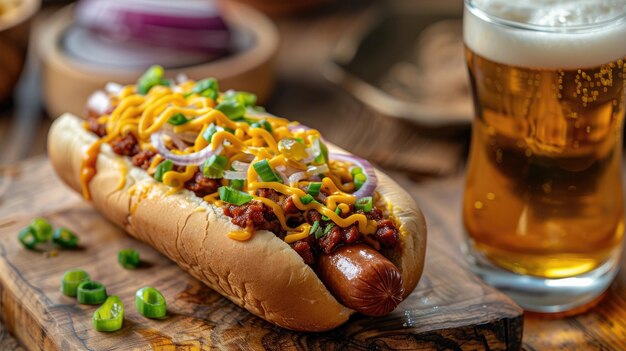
[0,157,523,350]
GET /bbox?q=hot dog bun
[48,113,426,331]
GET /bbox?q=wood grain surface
[0,157,523,350]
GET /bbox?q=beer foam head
[464,0,626,68]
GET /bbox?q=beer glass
[463,0,626,312]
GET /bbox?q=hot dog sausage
[316,244,404,316]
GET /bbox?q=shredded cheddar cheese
[81,70,374,243]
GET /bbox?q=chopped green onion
[18,227,38,250]
[300,194,315,205]
[202,123,218,142]
[354,173,367,190]
[321,208,341,221]
[218,186,253,205]
[202,155,228,179]
[53,227,79,249]
[137,65,168,95]
[350,167,363,177]
[223,127,235,134]
[167,113,190,126]
[31,217,53,243]
[294,137,304,143]
[355,196,373,212]
[311,221,325,239]
[135,287,167,319]
[310,220,320,235]
[250,120,272,132]
[314,139,329,164]
[192,78,218,100]
[223,90,257,107]
[93,295,124,332]
[61,269,90,297]
[77,281,108,305]
[193,78,218,93]
[216,100,246,120]
[230,179,244,190]
[307,182,322,197]
[154,160,174,182]
[323,223,335,236]
[253,160,282,183]
[202,89,218,100]
[118,248,141,269]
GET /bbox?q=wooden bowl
[223,0,335,16]
[35,1,279,118]
[0,0,41,103]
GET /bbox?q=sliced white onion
[330,152,378,198]
[86,90,111,116]
[176,131,199,144]
[307,164,329,175]
[306,138,323,161]
[288,171,307,186]
[231,161,250,172]
[237,153,256,163]
[105,82,123,95]
[151,131,222,166]
[161,130,188,150]
[176,73,189,84]
[274,165,290,184]
[224,170,247,180]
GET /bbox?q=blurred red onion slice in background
[75,0,230,54]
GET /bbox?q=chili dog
[47,67,426,331]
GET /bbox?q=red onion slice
[329,152,378,198]
[75,0,230,53]
[151,131,222,166]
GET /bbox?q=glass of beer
[463,0,626,312]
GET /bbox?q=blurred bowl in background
[0,0,41,103]
[35,1,278,118]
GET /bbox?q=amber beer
[463,0,626,294]
[464,51,626,278]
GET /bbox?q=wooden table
[0,2,625,350]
